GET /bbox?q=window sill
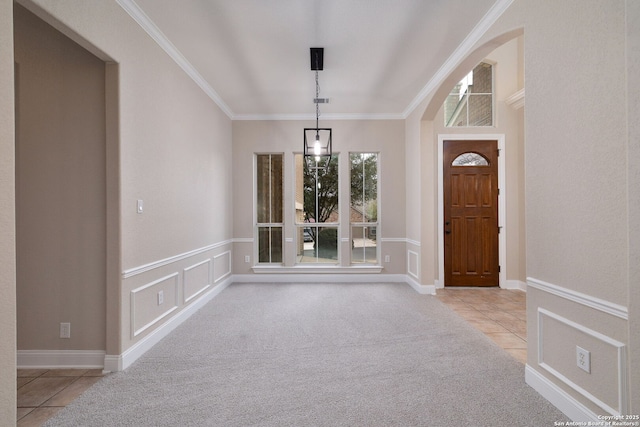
[251,265,384,274]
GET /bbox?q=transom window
[444,62,493,127]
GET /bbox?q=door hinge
[497,149,501,157]
[498,265,501,272]
[498,226,502,234]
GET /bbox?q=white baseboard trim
[17,350,106,369]
[504,280,526,291]
[104,275,233,372]
[525,365,599,422]
[405,275,437,295]
[234,273,405,284]
[102,273,430,372]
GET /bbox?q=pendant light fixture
[304,47,332,166]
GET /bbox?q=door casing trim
[437,134,506,288]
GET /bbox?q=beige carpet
[45,283,568,426]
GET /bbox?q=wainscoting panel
[183,259,212,304]
[131,273,179,338]
[407,250,419,280]
[213,251,231,283]
[526,277,630,420]
[537,308,627,415]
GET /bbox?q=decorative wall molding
[17,350,106,369]
[183,259,212,304]
[403,0,515,117]
[527,277,628,320]
[213,251,232,283]
[122,240,232,279]
[232,237,254,244]
[406,239,421,247]
[407,250,419,281]
[105,276,233,372]
[233,113,405,121]
[115,0,234,118]
[537,308,628,416]
[250,266,384,275]
[379,237,409,243]
[525,365,600,422]
[131,273,179,337]
[505,88,525,109]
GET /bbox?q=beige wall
[0,0,16,420]
[627,0,640,414]
[525,0,633,416]
[232,119,406,273]
[14,4,107,351]
[15,0,233,363]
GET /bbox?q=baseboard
[17,350,106,369]
[525,365,599,422]
[405,275,437,295]
[504,280,526,291]
[104,275,233,372]
[234,273,406,284]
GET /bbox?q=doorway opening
[438,134,506,288]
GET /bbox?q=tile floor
[17,368,105,427]
[16,287,526,426]
[434,286,528,364]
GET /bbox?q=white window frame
[349,152,380,265]
[255,153,284,265]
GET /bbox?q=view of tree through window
[444,62,493,127]
[350,153,378,264]
[295,154,339,263]
[256,154,283,263]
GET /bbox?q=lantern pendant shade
[303,127,332,160]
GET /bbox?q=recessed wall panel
[183,259,211,303]
[131,273,178,337]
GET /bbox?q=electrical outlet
[245,255,250,263]
[576,346,591,373]
[137,199,144,214]
[157,290,164,305]
[385,255,390,263]
[60,322,71,339]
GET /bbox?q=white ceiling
[127,0,501,119]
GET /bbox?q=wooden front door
[444,140,499,287]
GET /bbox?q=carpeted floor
[45,283,568,426]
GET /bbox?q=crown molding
[118,0,513,122]
[116,0,234,119]
[402,0,515,118]
[233,113,405,121]
[505,88,525,109]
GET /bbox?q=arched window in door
[451,152,489,166]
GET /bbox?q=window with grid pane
[350,153,378,264]
[256,154,283,263]
[294,154,339,264]
[444,62,493,127]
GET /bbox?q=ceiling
[127,0,501,119]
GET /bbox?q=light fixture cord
[315,68,320,129]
